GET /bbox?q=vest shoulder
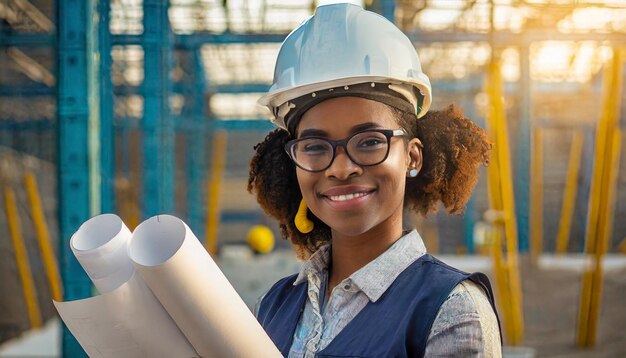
[391,254,491,307]
[413,254,473,280]
[421,254,493,288]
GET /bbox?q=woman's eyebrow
[299,128,328,138]
[350,122,381,133]
[298,122,382,138]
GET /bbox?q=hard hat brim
[258,75,432,130]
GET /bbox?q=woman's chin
[328,223,376,239]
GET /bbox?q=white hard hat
[258,3,432,131]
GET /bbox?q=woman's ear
[406,137,423,176]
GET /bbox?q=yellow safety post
[577,49,623,347]
[615,129,625,257]
[116,130,143,230]
[556,131,584,254]
[24,172,63,302]
[485,56,525,345]
[529,127,543,264]
[115,177,140,231]
[129,131,141,230]
[488,225,515,341]
[205,130,228,255]
[4,185,43,329]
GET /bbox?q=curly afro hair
[248,104,491,259]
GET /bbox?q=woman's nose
[325,146,362,180]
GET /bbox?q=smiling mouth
[327,192,370,202]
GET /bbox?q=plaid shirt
[287,230,501,357]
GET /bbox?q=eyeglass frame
[284,128,408,172]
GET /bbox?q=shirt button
[343,284,351,290]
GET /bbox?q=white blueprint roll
[70,213,134,294]
[129,214,282,358]
[53,273,199,358]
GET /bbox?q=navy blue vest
[257,254,500,358]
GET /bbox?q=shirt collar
[350,230,427,302]
[293,243,331,286]
[293,230,427,302]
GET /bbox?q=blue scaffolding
[56,0,94,356]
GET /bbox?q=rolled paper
[54,272,199,357]
[58,213,199,357]
[70,214,134,294]
[129,214,282,358]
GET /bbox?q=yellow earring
[295,198,314,233]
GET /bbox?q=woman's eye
[357,138,385,148]
[302,143,329,153]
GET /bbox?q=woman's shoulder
[426,280,502,357]
[436,280,497,328]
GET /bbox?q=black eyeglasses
[284,129,407,172]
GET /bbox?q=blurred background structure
[0,0,625,357]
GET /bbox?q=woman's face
[295,96,421,239]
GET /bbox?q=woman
[248,3,501,357]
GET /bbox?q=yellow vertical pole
[496,73,524,346]
[530,127,543,263]
[577,48,623,347]
[556,131,584,254]
[485,56,525,345]
[24,173,63,302]
[4,185,43,328]
[116,177,140,231]
[581,130,621,347]
[484,72,509,339]
[129,130,141,229]
[489,226,515,341]
[205,130,227,255]
[115,130,141,230]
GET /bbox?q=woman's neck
[327,214,404,292]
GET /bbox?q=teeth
[329,192,368,202]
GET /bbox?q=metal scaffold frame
[186,48,208,239]
[99,0,115,214]
[56,0,94,356]
[142,0,174,218]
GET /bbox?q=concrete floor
[0,319,59,357]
